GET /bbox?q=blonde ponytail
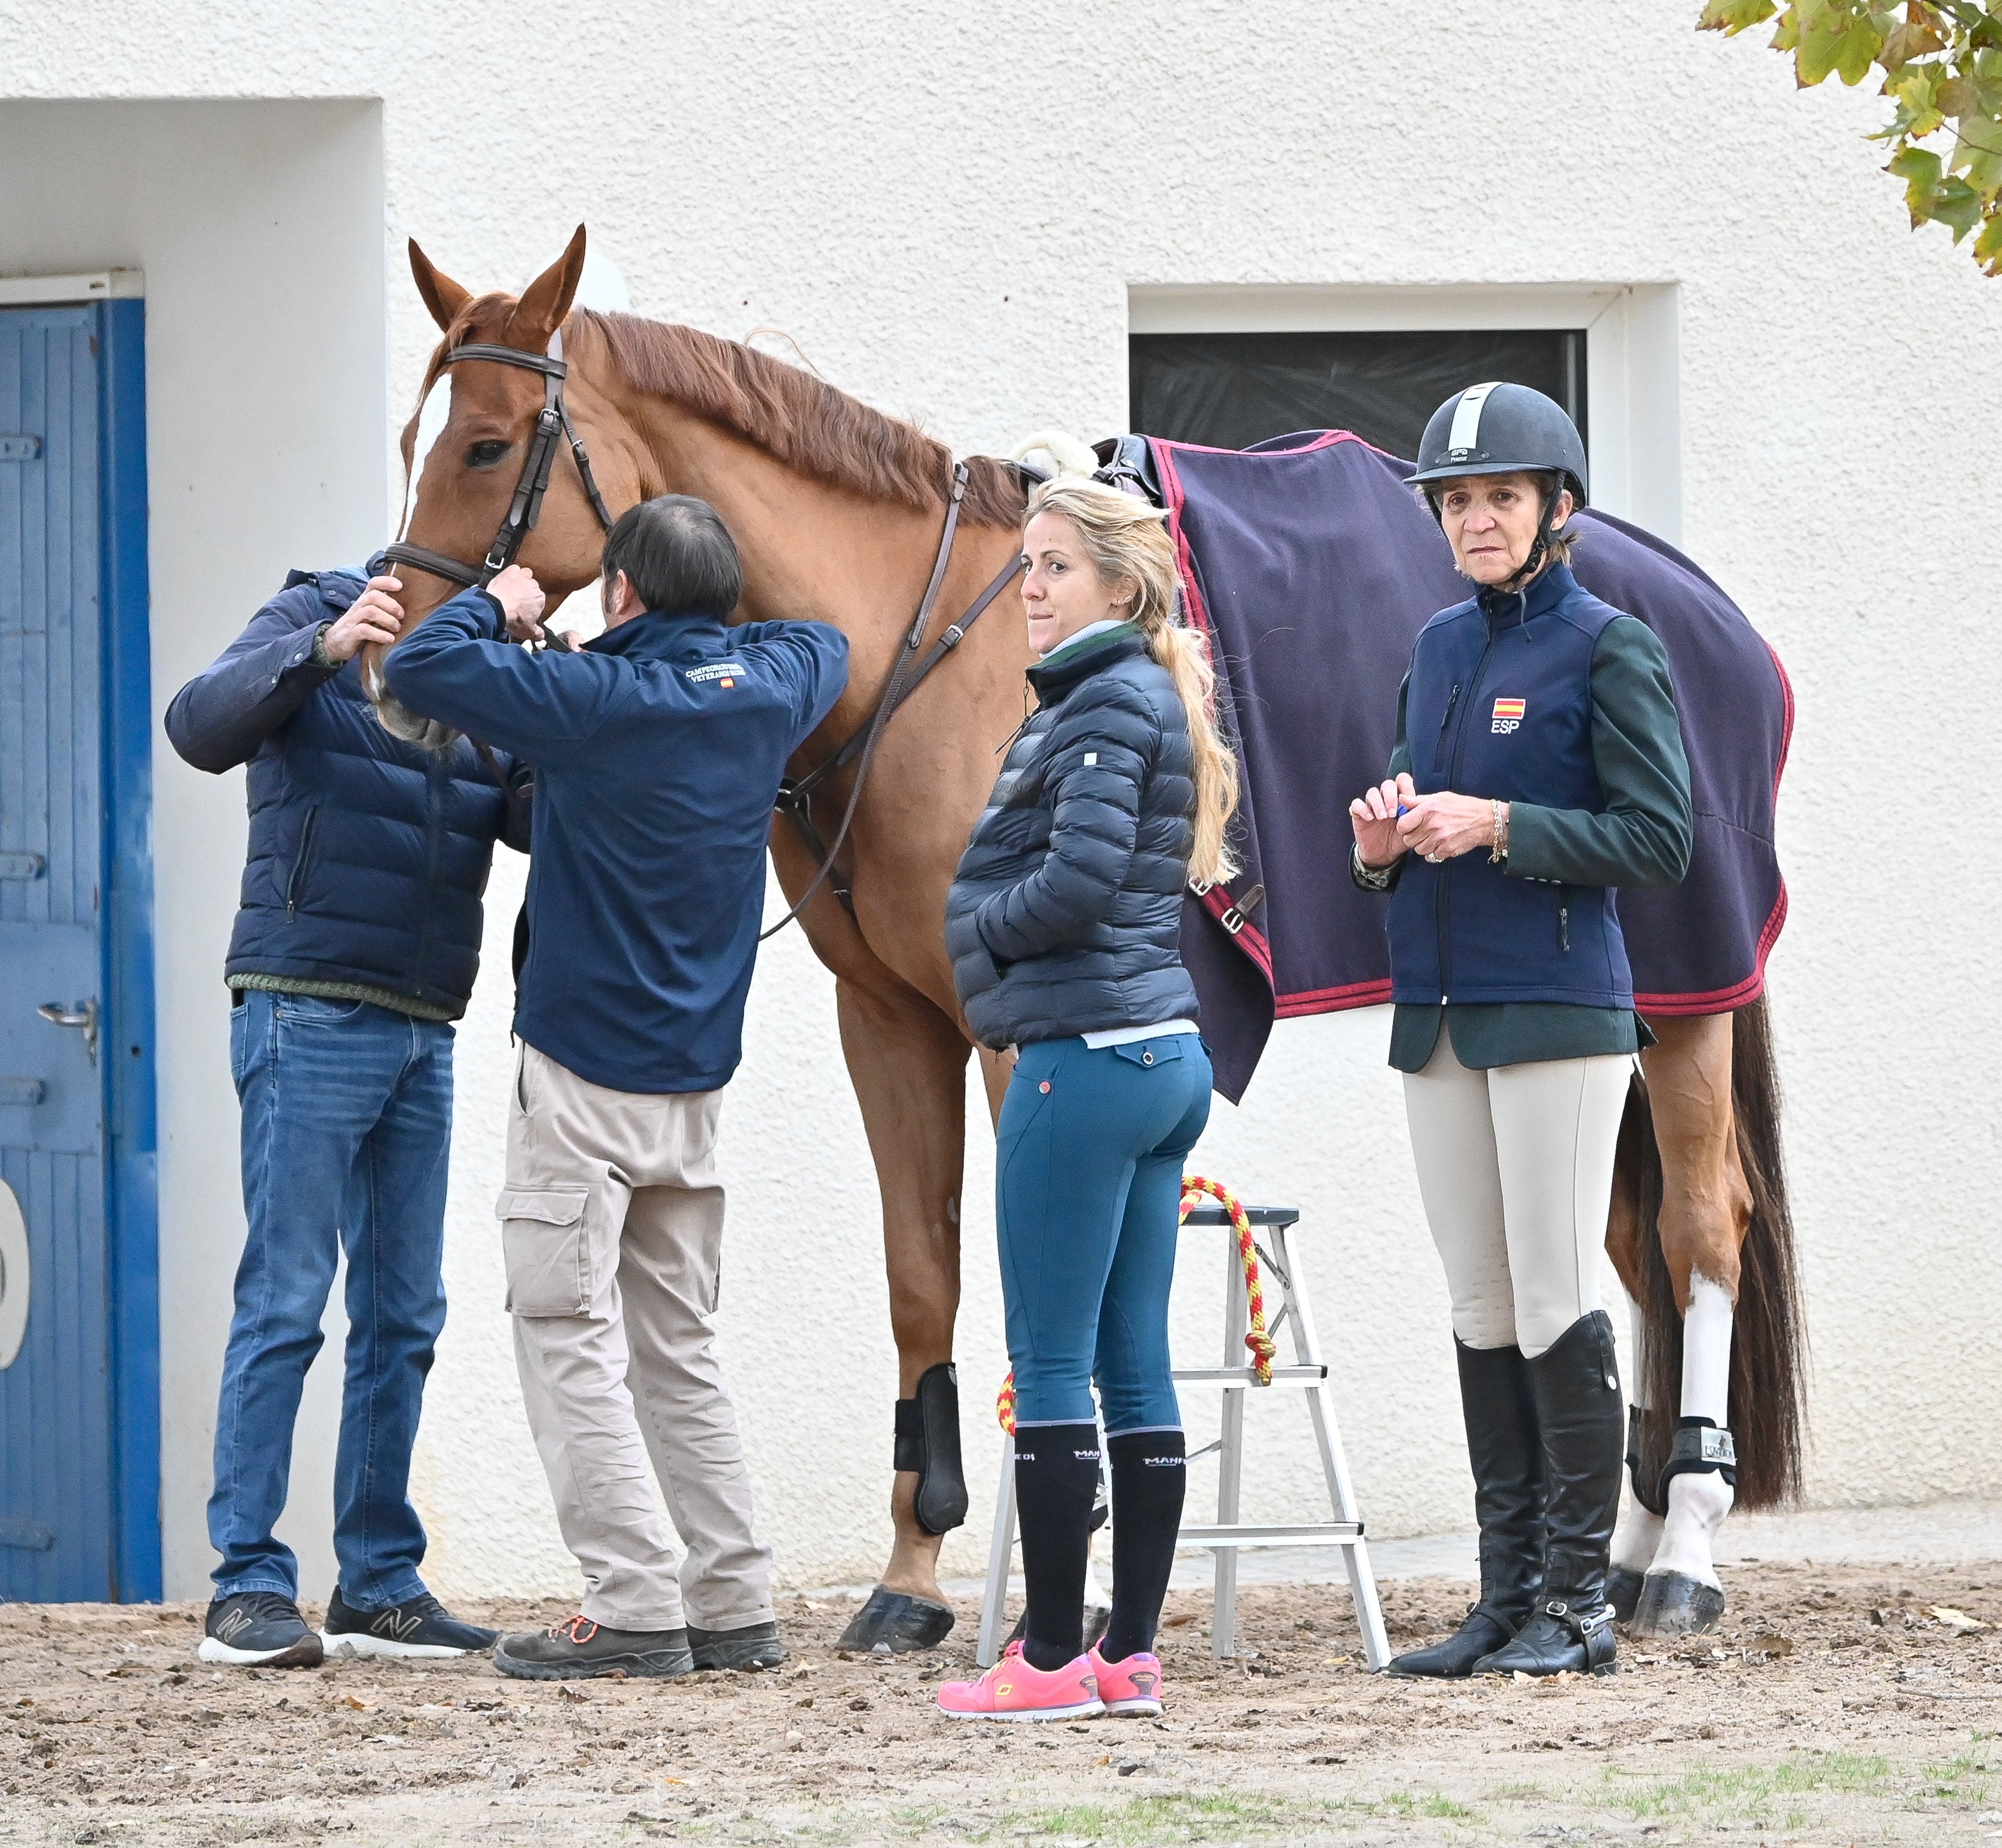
[1025,478,1240,885]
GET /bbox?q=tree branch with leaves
[1700,1,2002,274]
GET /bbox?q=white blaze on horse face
[409,373,455,499]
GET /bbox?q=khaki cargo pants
[499,1042,774,1633]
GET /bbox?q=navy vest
[1385,565,1634,1009]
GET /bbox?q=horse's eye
[466,440,512,469]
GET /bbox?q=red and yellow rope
[995,1174,1274,1435]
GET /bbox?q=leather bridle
[384,330,614,592]
[383,326,1025,943]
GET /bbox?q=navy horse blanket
[1147,432,1793,1102]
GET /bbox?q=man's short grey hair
[601,495,743,617]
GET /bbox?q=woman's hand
[1350,773,1417,868]
[1398,791,1501,863]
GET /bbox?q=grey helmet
[1410,381,1588,507]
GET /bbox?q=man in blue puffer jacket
[166,557,539,1670]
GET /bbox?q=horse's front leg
[830,970,977,1652]
[1631,1011,1752,1635]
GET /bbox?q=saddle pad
[1151,430,1791,1101]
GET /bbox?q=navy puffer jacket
[165,565,528,1017]
[946,625,1201,1049]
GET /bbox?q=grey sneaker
[321,1587,498,1659]
[689,1620,785,1670]
[493,1613,693,1681]
[197,1592,325,1668]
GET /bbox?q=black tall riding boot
[1474,1311,1624,1677]
[1389,1340,1546,1678]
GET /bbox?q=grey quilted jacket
[945,624,1202,1049]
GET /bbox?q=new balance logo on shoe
[370,1607,426,1641]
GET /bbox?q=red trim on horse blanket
[1154,431,1790,1103]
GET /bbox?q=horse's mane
[567,307,1027,530]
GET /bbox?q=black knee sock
[1014,1423,1101,1672]
[1102,1429,1186,1663]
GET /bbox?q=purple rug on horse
[1150,431,1793,1103]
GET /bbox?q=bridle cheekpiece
[385,328,614,592]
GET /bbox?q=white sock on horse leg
[1611,1290,1663,1574]
[1649,1273,1735,1587]
[1679,1273,1732,1424]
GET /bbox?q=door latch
[37,998,97,1064]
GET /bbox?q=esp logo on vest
[1491,697,1525,735]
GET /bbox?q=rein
[763,462,1025,940]
[384,332,614,592]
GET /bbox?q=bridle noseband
[385,331,616,592]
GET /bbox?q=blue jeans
[209,991,454,1605]
[995,1033,1212,1434]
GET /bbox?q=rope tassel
[996,1174,1274,1436]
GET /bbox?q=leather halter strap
[761,462,1026,940]
[384,331,614,593]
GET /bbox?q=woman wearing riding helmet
[1350,383,1692,1680]
[936,477,1238,1721]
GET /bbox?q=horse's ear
[408,238,472,331]
[511,225,588,350]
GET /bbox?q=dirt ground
[2,1560,1998,1847]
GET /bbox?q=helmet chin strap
[1496,476,1565,595]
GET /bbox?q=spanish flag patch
[1491,698,1526,720]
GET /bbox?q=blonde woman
[937,479,1238,1722]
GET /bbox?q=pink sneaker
[1088,1644,1164,1717]
[936,1641,1103,1721]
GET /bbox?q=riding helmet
[1409,381,1588,507]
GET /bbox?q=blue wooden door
[0,300,158,1601]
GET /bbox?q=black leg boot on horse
[1474,1311,1624,1677]
[836,1363,968,1653]
[1390,1340,1546,1677]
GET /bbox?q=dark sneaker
[493,1613,693,1681]
[197,1592,325,1668]
[321,1588,499,1660]
[689,1620,785,1670]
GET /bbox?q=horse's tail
[1630,994,1807,1510]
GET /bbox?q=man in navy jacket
[166,558,540,1669]
[386,495,848,1680]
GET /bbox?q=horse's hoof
[834,1586,955,1654]
[1607,1565,1646,1625]
[1630,1570,1726,1637]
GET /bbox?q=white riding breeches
[1402,1033,1632,1358]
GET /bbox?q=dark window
[1128,328,1587,462]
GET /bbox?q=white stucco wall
[3,3,1997,1606]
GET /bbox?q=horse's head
[367,225,646,745]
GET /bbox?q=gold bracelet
[1489,798,1509,864]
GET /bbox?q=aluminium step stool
[976,1203,1391,1670]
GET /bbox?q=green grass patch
[1606,1751,1890,1823]
[880,1786,1478,1842]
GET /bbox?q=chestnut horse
[368,228,1802,1647]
